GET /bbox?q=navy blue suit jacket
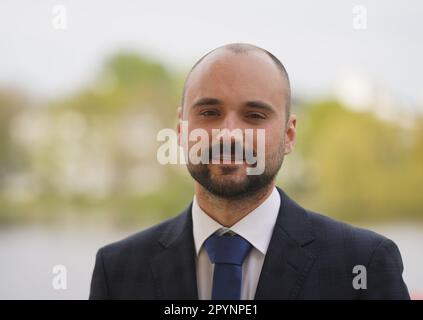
[89,187,410,299]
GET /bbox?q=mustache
[203,142,257,162]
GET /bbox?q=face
[178,49,296,199]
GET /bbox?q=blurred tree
[286,99,423,222]
[1,53,422,226]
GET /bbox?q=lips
[210,154,245,163]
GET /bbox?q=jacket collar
[151,187,317,299]
[254,187,317,299]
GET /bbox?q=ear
[177,107,183,147]
[284,114,297,155]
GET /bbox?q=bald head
[180,43,297,201]
[181,43,291,118]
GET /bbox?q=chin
[210,171,248,187]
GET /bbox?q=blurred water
[0,224,130,300]
[0,223,422,299]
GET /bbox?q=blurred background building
[0,0,422,299]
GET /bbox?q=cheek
[187,115,216,134]
[262,125,284,150]
[186,127,213,151]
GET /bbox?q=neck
[195,182,275,227]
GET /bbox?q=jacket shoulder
[307,210,388,247]
[304,209,400,266]
[99,210,188,261]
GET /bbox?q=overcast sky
[0,0,422,108]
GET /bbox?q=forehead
[184,49,288,110]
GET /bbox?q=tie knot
[203,233,252,265]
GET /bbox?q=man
[89,43,410,300]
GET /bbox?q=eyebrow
[190,97,222,109]
[245,100,276,114]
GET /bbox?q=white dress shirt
[191,187,281,300]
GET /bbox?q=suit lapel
[149,187,317,300]
[150,205,198,299]
[255,187,317,299]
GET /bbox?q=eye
[200,110,220,117]
[246,112,266,119]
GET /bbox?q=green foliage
[0,52,422,226]
[281,99,423,222]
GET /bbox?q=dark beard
[187,165,277,199]
[186,145,284,200]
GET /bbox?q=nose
[214,112,244,145]
[221,112,242,131]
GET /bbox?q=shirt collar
[191,187,280,255]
